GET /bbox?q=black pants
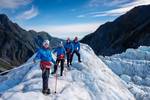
[42,68,50,90]
[66,52,72,67]
[53,58,65,75]
[70,50,81,63]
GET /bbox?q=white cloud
[85,0,150,17]
[77,15,86,18]
[17,6,38,20]
[92,7,133,17]
[88,0,130,7]
[0,0,32,8]
[120,0,150,8]
[25,22,102,39]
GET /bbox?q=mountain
[0,14,62,72]
[101,46,150,100]
[81,5,150,56]
[0,44,135,100]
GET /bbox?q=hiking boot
[60,72,63,76]
[70,63,72,65]
[79,60,82,63]
[67,64,70,68]
[46,88,51,94]
[51,71,56,75]
[42,89,51,95]
[42,89,47,94]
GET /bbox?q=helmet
[59,41,63,47]
[43,40,49,47]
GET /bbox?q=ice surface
[101,46,150,100]
[0,44,134,100]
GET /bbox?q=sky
[0,0,150,39]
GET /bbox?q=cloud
[25,22,102,39]
[120,0,150,8]
[88,0,131,7]
[16,6,38,20]
[77,7,130,18]
[83,0,150,17]
[0,0,32,9]
[77,15,86,18]
[94,0,150,17]
[92,7,133,17]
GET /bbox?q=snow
[101,46,150,100]
[0,44,135,100]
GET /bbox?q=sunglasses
[44,43,49,46]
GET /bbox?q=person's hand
[75,49,78,52]
[70,52,72,55]
[40,66,44,70]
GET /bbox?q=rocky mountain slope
[0,14,62,72]
[81,5,150,56]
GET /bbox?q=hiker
[64,37,74,68]
[70,36,81,64]
[51,42,66,76]
[33,40,55,95]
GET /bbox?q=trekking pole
[54,64,58,93]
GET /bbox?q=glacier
[0,44,135,100]
[101,46,150,100]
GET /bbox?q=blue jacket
[64,42,74,53]
[53,47,66,57]
[34,47,55,64]
[73,41,80,52]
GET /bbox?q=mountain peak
[0,14,9,24]
[0,14,62,72]
[81,4,150,56]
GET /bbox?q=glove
[40,65,44,70]
[70,52,72,56]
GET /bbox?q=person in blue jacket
[33,40,55,95]
[51,42,66,76]
[64,38,74,68]
[70,36,81,64]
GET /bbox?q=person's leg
[42,68,50,94]
[70,51,75,65]
[45,68,50,94]
[60,59,65,76]
[75,51,81,62]
[45,69,49,89]
[51,59,59,74]
[66,53,70,67]
[42,69,45,91]
[42,69,48,93]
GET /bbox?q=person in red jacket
[33,40,55,95]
